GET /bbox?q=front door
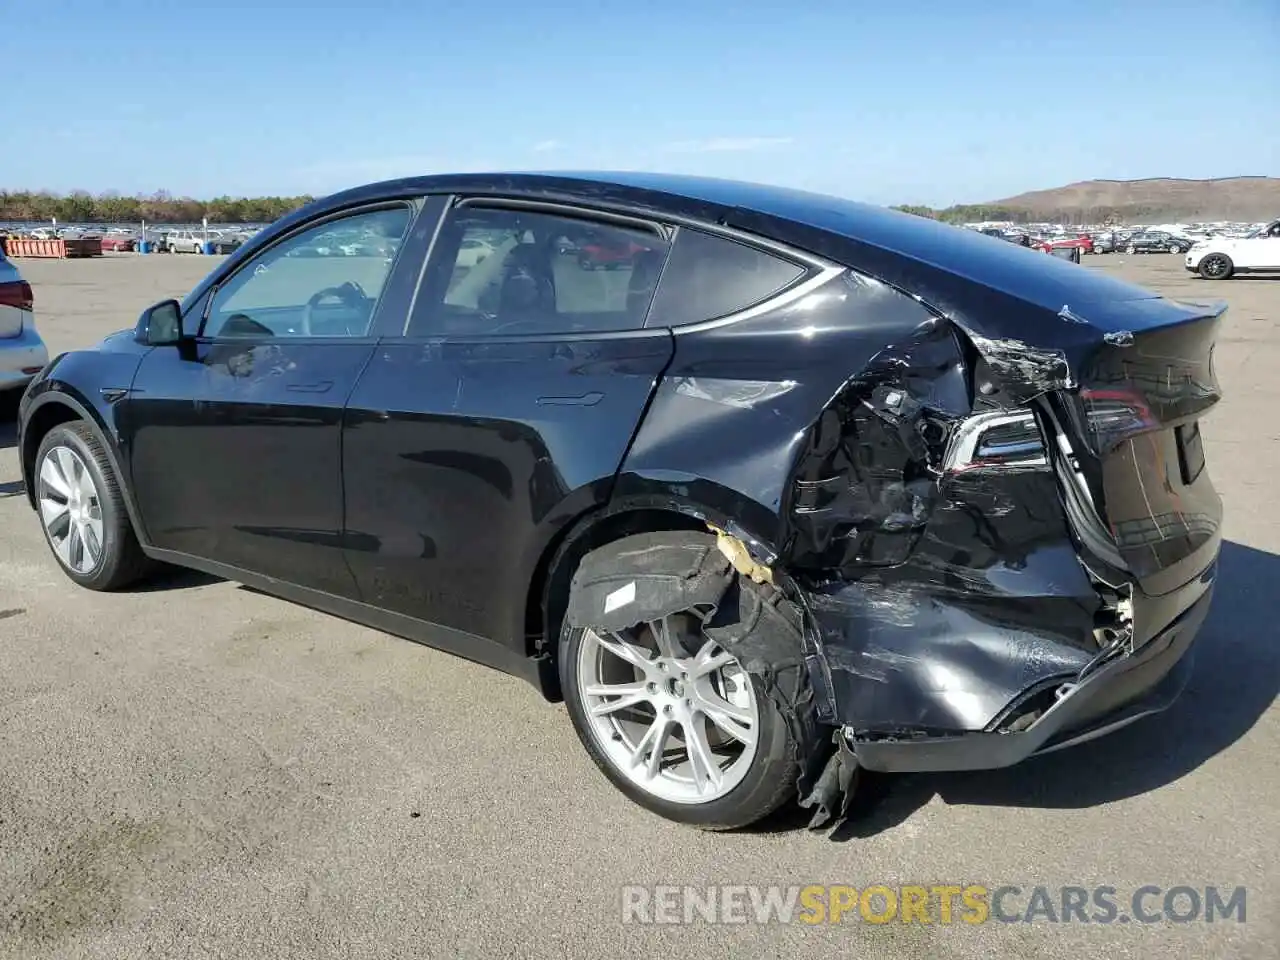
[341,200,675,649]
[126,202,420,595]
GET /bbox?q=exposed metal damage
[957,331,1075,400]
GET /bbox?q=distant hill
[895,176,1279,225]
[989,177,1279,223]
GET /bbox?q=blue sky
[2,0,1276,206]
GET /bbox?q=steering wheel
[302,281,369,336]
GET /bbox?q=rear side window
[646,228,806,327]
[408,206,671,337]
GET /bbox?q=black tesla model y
[16,173,1224,829]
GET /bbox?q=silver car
[0,250,49,401]
[164,230,206,254]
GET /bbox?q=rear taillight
[946,386,1168,473]
[1078,387,1160,451]
[0,280,34,312]
[945,410,1048,471]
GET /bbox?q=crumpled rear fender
[775,301,1108,736]
[612,268,1128,737]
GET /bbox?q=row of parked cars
[7,225,255,255]
[981,228,1194,256]
[979,219,1280,278]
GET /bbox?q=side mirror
[136,299,184,345]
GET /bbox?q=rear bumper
[0,325,48,391]
[850,574,1214,772]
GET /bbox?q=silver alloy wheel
[1203,256,1228,278]
[576,617,759,804]
[38,445,105,574]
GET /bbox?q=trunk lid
[959,295,1225,598]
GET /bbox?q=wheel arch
[21,391,149,544]
[1199,251,1235,279]
[521,491,779,701]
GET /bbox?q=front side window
[203,205,413,339]
[408,206,670,337]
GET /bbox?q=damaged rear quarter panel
[617,265,1111,736]
[614,269,949,545]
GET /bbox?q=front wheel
[34,422,152,590]
[1198,253,1233,280]
[1126,244,1137,254]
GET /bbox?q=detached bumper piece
[849,585,1213,773]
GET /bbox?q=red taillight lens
[1080,387,1159,450]
[0,280,34,312]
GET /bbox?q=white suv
[0,250,49,403]
[1185,219,1280,279]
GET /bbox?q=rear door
[341,198,674,647]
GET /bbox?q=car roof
[228,170,1170,331]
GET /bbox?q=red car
[97,235,137,252]
[1034,234,1094,256]
[577,239,650,269]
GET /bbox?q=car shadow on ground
[0,415,16,450]
[757,539,1279,838]
[131,565,224,592]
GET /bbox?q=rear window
[646,228,807,327]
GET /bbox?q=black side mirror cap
[135,299,185,345]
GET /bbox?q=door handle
[286,380,335,394]
[536,391,604,406]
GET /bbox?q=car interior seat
[626,249,665,323]
[496,242,557,327]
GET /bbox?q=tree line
[0,190,314,225]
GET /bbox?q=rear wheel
[1126,244,1137,254]
[1198,253,1233,280]
[560,536,800,830]
[34,422,152,590]
[562,620,797,829]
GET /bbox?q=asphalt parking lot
[1,252,1276,959]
